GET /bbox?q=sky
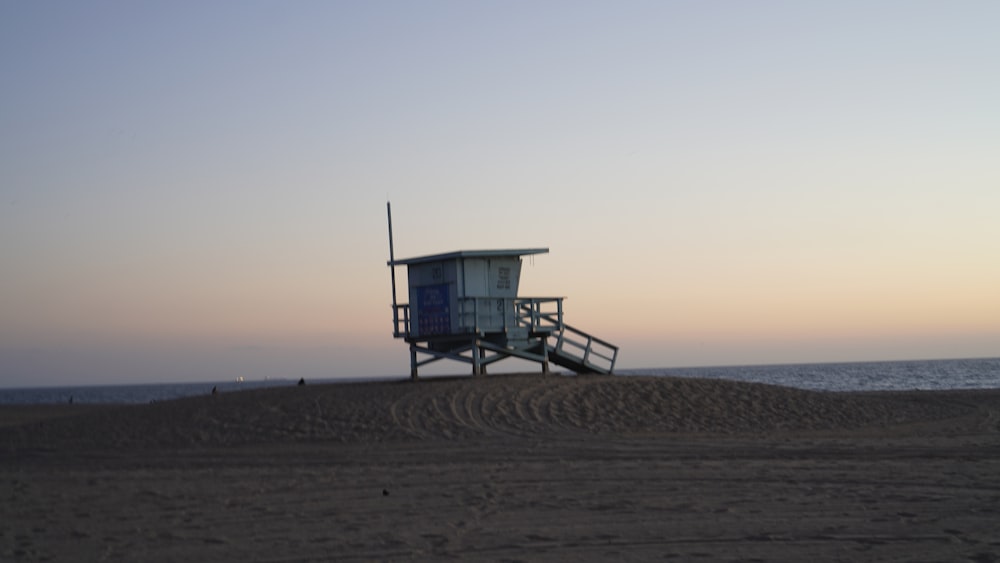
[2,1,998,387]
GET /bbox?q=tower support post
[471,337,482,376]
[410,345,419,380]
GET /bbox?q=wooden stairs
[515,300,618,375]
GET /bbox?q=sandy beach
[3,373,1000,562]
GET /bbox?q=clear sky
[2,1,998,387]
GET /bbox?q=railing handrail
[562,322,618,352]
[552,321,619,372]
[514,297,565,333]
[392,303,410,338]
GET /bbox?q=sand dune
[3,374,1000,562]
[0,374,981,451]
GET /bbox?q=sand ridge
[0,374,983,452]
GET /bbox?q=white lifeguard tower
[386,205,618,380]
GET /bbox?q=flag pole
[387,201,399,334]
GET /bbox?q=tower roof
[388,248,548,266]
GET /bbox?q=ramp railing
[515,297,564,333]
[517,298,618,374]
[551,323,619,374]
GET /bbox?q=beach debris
[382,489,389,496]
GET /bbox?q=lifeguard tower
[387,206,618,379]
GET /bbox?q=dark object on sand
[382,489,389,496]
[211,386,217,396]
[298,378,306,386]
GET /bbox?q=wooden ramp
[517,301,618,375]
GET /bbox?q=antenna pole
[387,201,399,333]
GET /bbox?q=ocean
[1,357,998,405]
[619,357,1000,393]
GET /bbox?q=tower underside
[397,298,617,379]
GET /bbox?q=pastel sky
[2,1,998,387]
